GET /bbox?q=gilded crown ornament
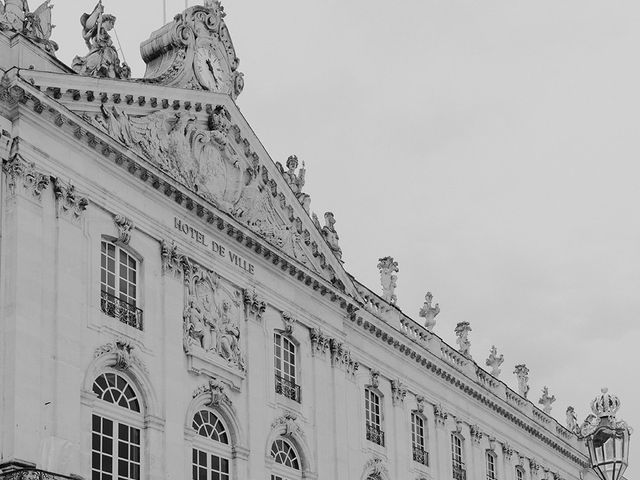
[591,388,620,419]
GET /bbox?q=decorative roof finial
[322,212,343,262]
[538,386,556,414]
[72,1,130,79]
[377,256,398,304]
[419,292,440,331]
[590,387,620,419]
[513,364,530,398]
[454,321,472,358]
[485,345,504,377]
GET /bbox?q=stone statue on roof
[0,0,57,53]
[322,212,343,262]
[419,292,440,331]
[277,155,311,213]
[72,1,130,79]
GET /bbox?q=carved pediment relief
[87,104,327,276]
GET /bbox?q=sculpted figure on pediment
[0,0,58,53]
[277,155,311,213]
[183,261,245,371]
[322,212,343,261]
[72,2,130,79]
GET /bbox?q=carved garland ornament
[94,339,148,374]
[391,379,407,406]
[52,177,88,220]
[434,403,448,427]
[114,214,134,245]
[363,457,389,480]
[3,139,50,199]
[243,288,265,322]
[271,412,302,438]
[329,338,358,375]
[193,378,231,407]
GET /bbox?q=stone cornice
[347,312,589,468]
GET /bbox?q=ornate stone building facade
[0,2,598,480]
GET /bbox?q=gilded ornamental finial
[513,364,530,398]
[377,256,398,304]
[538,386,556,414]
[322,212,343,262]
[485,345,504,377]
[419,292,440,331]
[454,321,472,358]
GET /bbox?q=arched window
[486,451,498,480]
[274,333,300,402]
[365,388,384,446]
[270,438,301,480]
[191,410,231,480]
[91,372,143,480]
[100,240,143,330]
[516,466,526,480]
[451,433,466,480]
[411,411,429,466]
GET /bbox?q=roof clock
[141,0,244,99]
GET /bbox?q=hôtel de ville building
[0,2,614,480]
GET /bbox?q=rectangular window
[92,415,140,480]
[452,434,466,480]
[100,240,143,330]
[516,467,525,480]
[411,412,429,466]
[365,389,384,446]
[274,334,300,402]
[192,449,229,480]
[486,452,497,480]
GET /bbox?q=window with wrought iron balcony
[412,411,429,466]
[274,374,301,403]
[274,333,301,403]
[100,241,143,331]
[453,463,467,480]
[366,422,385,447]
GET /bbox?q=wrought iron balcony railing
[413,445,429,466]
[100,290,143,331]
[275,374,301,403]
[0,468,75,480]
[453,463,467,480]
[366,422,385,447]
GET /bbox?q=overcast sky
[49,0,638,474]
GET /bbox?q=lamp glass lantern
[583,389,631,480]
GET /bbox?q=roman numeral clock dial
[194,44,230,93]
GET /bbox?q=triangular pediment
[16,69,360,300]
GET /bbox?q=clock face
[194,45,229,92]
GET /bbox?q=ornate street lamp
[580,388,632,480]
